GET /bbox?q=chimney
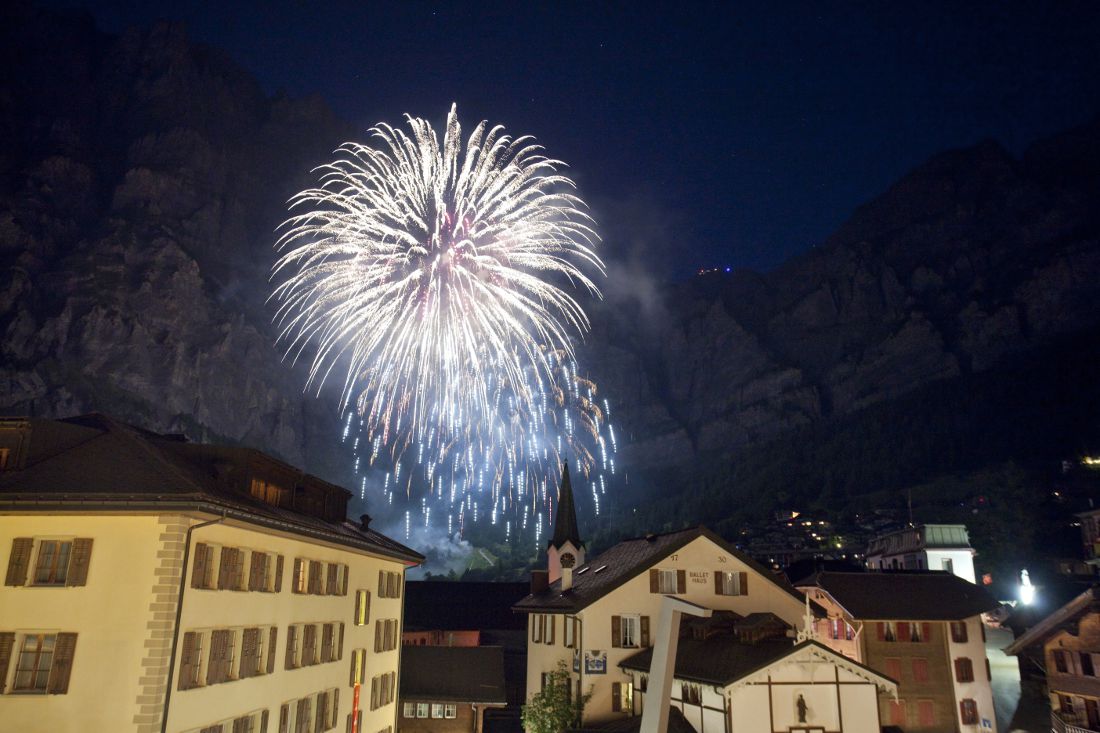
[530,570,549,594]
[360,514,372,530]
[561,567,573,591]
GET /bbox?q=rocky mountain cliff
[3,7,1099,501]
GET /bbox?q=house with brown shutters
[1004,585,1100,732]
[796,571,999,733]
[0,414,422,733]
[512,469,819,727]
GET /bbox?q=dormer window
[250,478,287,507]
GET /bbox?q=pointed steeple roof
[550,461,583,549]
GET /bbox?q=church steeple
[547,462,585,585]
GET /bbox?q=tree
[521,660,591,733]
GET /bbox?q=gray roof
[1003,586,1100,656]
[400,646,507,704]
[513,526,813,614]
[0,414,423,564]
[797,570,998,620]
[619,637,895,688]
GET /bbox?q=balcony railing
[1053,710,1100,733]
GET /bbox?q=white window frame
[657,569,677,594]
[31,538,74,586]
[718,571,741,596]
[431,703,444,719]
[444,704,457,719]
[11,631,58,692]
[564,616,575,647]
[416,703,429,718]
[403,702,416,718]
[620,614,640,649]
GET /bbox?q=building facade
[513,471,816,727]
[397,646,506,733]
[865,524,977,584]
[0,414,422,733]
[797,571,998,733]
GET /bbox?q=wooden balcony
[1053,710,1100,733]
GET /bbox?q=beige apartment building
[0,414,422,733]
[513,467,816,726]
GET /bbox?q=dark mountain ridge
[2,8,1099,539]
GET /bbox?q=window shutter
[179,632,199,690]
[340,565,349,595]
[0,632,14,693]
[309,561,322,594]
[218,547,234,590]
[45,632,78,693]
[5,537,33,586]
[191,543,209,589]
[261,709,269,733]
[986,658,992,681]
[612,682,622,712]
[371,677,379,710]
[375,621,383,653]
[315,691,328,732]
[274,555,284,592]
[241,628,259,677]
[612,616,622,647]
[337,622,345,660]
[208,630,227,683]
[641,616,651,647]
[676,569,686,593]
[923,622,932,641]
[279,703,289,733]
[364,591,371,625]
[349,652,358,686]
[649,569,659,593]
[67,538,93,586]
[322,623,334,663]
[285,625,298,669]
[249,552,264,591]
[303,624,317,665]
[714,572,723,595]
[876,622,885,641]
[355,592,362,624]
[898,622,911,642]
[738,572,748,595]
[267,627,278,674]
[327,564,338,595]
[547,615,555,645]
[297,699,311,732]
[378,570,385,596]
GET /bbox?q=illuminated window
[33,540,71,585]
[13,634,55,692]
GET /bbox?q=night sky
[41,0,1100,279]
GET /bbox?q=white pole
[640,597,712,733]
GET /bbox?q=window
[949,621,968,644]
[959,699,979,725]
[941,558,954,574]
[13,633,55,692]
[680,682,701,705]
[907,622,925,642]
[293,559,307,594]
[431,704,444,719]
[1082,652,1096,677]
[218,548,245,590]
[33,540,72,585]
[250,477,288,506]
[369,672,396,710]
[638,675,648,693]
[912,658,929,683]
[0,447,9,469]
[918,700,934,726]
[612,682,633,712]
[531,615,542,643]
[620,615,639,648]
[403,703,416,718]
[564,616,575,648]
[955,657,974,683]
[881,622,897,642]
[715,571,747,596]
[884,657,902,682]
[416,703,429,718]
[889,699,905,726]
[1054,649,1069,673]
[355,590,371,626]
[378,570,402,598]
[444,704,457,719]
[375,619,398,652]
[656,569,678,594]
[280,689,339,733]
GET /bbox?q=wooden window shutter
[261,709,269,733]
[315,691,328,732]
[340,565,349,596]
[375,620,383,653]
[179,632,199,690]
[67,538,93,586]
[649,569,659,593]
[676,569,686,593]
[303,624,317,665]
[714,571,723,595]
[355,591,362,624]
[547,615,555,645]
[378,570,385,596]
[208,629,229,683]
[876,622,885,641]
[279,703,289,733]
[898,622,911,642]
[309,561,322,594]
[267,627,278,674]
[322,623,334,663]
[241,627,259,677]
[43,629,77,691]
[218,547,234,590]
[285,625,298,669]
[274,555,284,592]
[333,689,340,727]
[5,537,33,586]
[371,677,379,710]
[249,552,265,591]
[0,632,14,693]
[641,616,651,647]
[349,651,357,686]
[922,622,932,641]
[612,616,622,647]
[297,699,310,732]
[738,572,748,595]
[612,682,622,712]
[191,543,209,589]
[327,564,338,595]
[337,622,345,660]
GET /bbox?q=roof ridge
[94,414,208,493]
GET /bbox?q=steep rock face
[0,9,353,479]
[585,122,1100,471]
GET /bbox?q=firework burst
[273,105,611,538]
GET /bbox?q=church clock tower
[547,462,585,585]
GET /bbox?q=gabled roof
[513,526,813,614]
[1004,586,1100,656]
[0,414,423,564]
[550,462,583,550]
[400,646,507,704]
[796,570,998,620]
[619,637,896,691]
[404,581,528,631]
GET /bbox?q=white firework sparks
[273,104,611,537]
